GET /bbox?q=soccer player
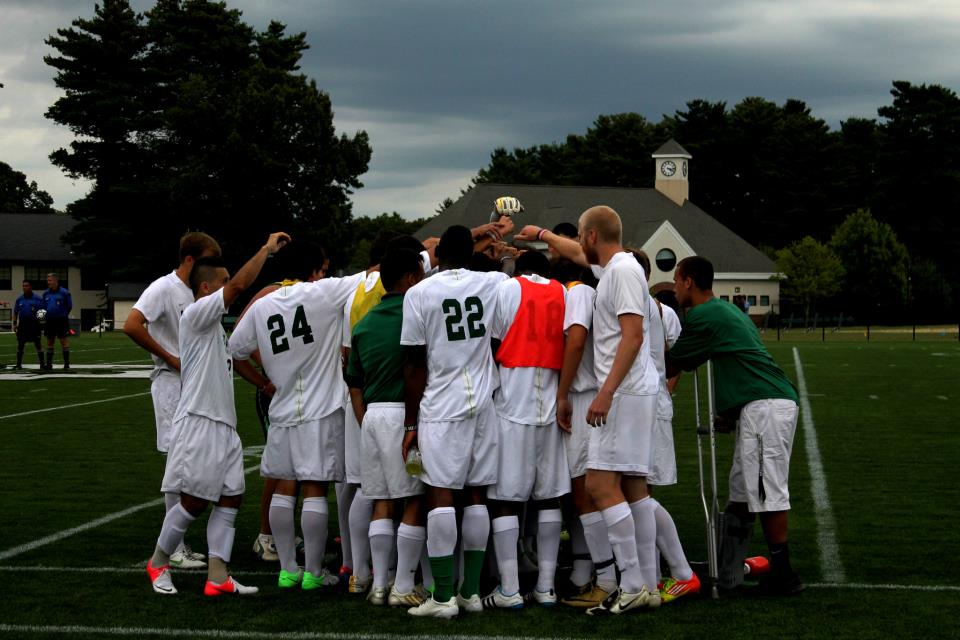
[402,225,509,618]
[41,272,72,370]
[484,250,571,609]
[346,247,429,606]
[229,241,365,592]
[12,280,44,370]
[146,231,289,596]
[516,207,663,614]
[666,256,803,596]
[125,231,221,570]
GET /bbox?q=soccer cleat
[456,593,482,613]
[147,560,177,595]
[585,586,621,616]
[751,571,805,596]
[527,588,557,606]
[204,576,259,596]
[348,574,372,594]
[389,585,426,607]
[338,564,353,580]
[302,568,339,591]
[744,556,771,576]
[481,586,524,610]
[408,596,459,619]
[561,582,615,608]
[609,587,661,613]
[170,546,206,569]
[278,569,303,589]
[660,573,701,603]
[367,586,388,605]
[253,534,279,561]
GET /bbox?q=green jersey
[666,297,798,415]
[346,293,406,404]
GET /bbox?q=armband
[404,424,418,432]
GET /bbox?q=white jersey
[563,282,598,393]
[229,274,364,428]
[491,274,565,426]
[647,296,668,381]
[662,304,681,348]
[341,271,383,348]
[593,252,659,396]
[401,268,509,422]
[132,271,194,379]
[175,288,235,426]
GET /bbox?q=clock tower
[652,139,692,206]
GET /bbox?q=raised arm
[222,232,290,308]
[514,225,588,267]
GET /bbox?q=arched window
[655,248,676,272]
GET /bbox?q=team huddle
[126,198,803,616]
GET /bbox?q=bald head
[579,206,622,244]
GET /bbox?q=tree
[346,212,433,272]
[45,0,370,280]
[776,236,844,325]
[829,209,909,322]
[0,162,57,212]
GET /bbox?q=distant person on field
[13,280,44,369]
[666,256,803,596]
[41,272,72,370]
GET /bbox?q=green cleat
[278,569,303,589]
[302,568,339,591]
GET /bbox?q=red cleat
[204,576,259,596]
[744,556,771,576]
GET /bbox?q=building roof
[417,183,776,273]
[0,213,77,263]
[651,139,692,159]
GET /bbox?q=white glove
[494,196,523,217]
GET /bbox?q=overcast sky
[2,1,959,219]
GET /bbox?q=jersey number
[266,305,315,354]
[442,297,485,341]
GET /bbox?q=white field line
[0,346,135,358]
[0,465,260,561]
[0,567,955,593]
[0,391,151,420]
[792,347,846,583]
[2,626,617,640]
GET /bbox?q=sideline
[0,391,151,420]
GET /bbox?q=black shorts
[43,316,69,339]
[17,324,41,343]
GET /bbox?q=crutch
[694,361,720,599]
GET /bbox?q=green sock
[429,554,455,601]
[460,549,486,598]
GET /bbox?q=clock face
[660,160,677,177]
[682,160,688,177]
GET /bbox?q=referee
[42,272,73,370]
[13,279,44,369]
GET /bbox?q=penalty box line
[0,464,260,561]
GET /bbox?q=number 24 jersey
[401,269,509,422]
[229,273,364,428]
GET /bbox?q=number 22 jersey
[229,273,364,427]
[401,269,509,422]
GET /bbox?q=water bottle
[405,447,423,477]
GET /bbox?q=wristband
[404,424,418,432]
[537,228,548,241]
[486,230,499,241]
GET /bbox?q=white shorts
[151,371,181,453]
[564,390,595,479]
[261,410,345,482]
[488,416,571,502]
[648,388,677,486]
[419,403,498,490]
[161,415,245,502]
[587,393,656,475]
[344,403,362,484]
[361,403,424,500]
[729,399,798,513]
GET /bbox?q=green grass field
[0,333,958,639]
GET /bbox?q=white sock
[580,511,617,590]
[164,492,180,513]
[396,523,425,594]
[601,502,643,592]
[369,518,394,589]
[461,504,490,552]
[568,512,593,588]
[269,494,299,573]
[156,502,195,557]
[301,497,329,576]
[206,506,238,563]
[335,483,355,568]
[419,543,434,590]
[492,515,520,596]
[628,497,659,591]
[536,509,563,593]
[652,499,693,581]
[349,489,373,579]
[426,507,457,558]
